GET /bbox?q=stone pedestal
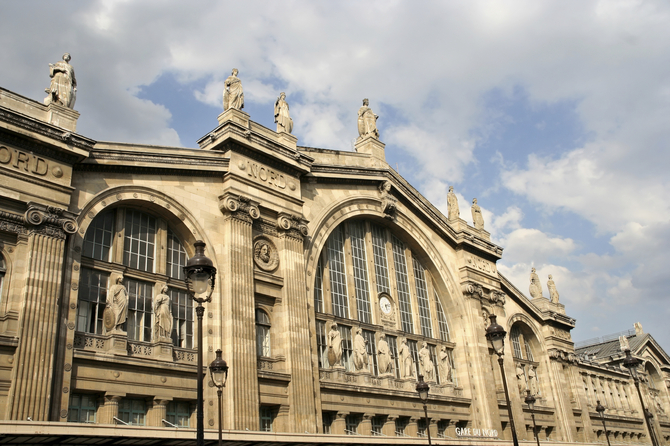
[277,131,298,151]
[355,136,386,163]
[106,333,128,356]
[152,341,174,361]
[46,102,79,132]
[217,108,250,127]
[532,297,566,314]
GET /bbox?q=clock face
[380,296,392,314]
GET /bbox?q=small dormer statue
[44,53,77,109]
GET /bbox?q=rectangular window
[123,210,156,273]
[418,418,427,437]
[256,310,271,357]
[322,412,333,434]
[83,211,114,261]
[412,257,433,338]
[392,236,414,333]
[166,229,187,280]
[126,279,153,342]
[76,268,109,335]
[386,335,400,379]
[327,226,349,319]
[314,257,324,313]
[395,417,408,436]
[118,398,146,426]
[68,394,97,423]
[166,401,190,427]
[339,324,353,371]
[169,287,193,348]
[371,416,385,436]
[436,292,450,342]
[371,224,391,294]
[349,222,371,324]
[362,329,378,375]
[408,339,419,378]
[260,406,274,432]
[316,320,328,368]
[345,414,360,435]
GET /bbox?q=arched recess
[506,314,549,400]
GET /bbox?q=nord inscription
[246,161,286,190]
[0,146,49,176]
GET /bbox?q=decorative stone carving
[462,282,484,299]
[528,365,539,395]
[105,276,128,334]
[218,193,260,223]
[547,274,559,303]
[154,285,173,342]
[353,328,369,371]
[652,392,664,413]
[274,92,293,134]
[399,337,415,378]
[438,346,452,383]
[529,267,543,299]
[471,198,484,230]
[222,68,244,111]
[44,53,77,109]
[419,342,435,381]
[277,212,309,238]
[253,236,279,272]
[327,323,343,367]
[447,186,459,220]
[357,98,379,139]
[377,334,393,375]
[619,335,630,352]
[490,290,506,306]
[24,203,78,239]
[378,181,397,217]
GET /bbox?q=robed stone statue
[44,53,77,109]
[274,92,293,133]
[471,198,484,230]
[327,323,343,367]
[223,68,244,111]
[105,276,128,333]
[529,268,543,299]
[357,98,379,139]
[447,186,459,220]
[547,274,560,303]
[154,285,173,342]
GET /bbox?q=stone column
[332,411,348,435]
[359,413,374,436]
[406,417,419,437]
[382,415,398,437]
[446,419,458,439]
[147,398,170,427]
[275,404,290,432]
[428,417,438,440]
[277,213,317,433]
[98,395,123,425]
[219,194,260,431]
[5,205,77,421]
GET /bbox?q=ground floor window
[166,401,191,427]
[395,417,409,436]
[322,411,333,434]
[260,406,274,432]
[371,416,385,435]
[119,398,146,425]
[68,394,97,423]
[345,414,360,435]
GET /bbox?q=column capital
[25,202,78,238]
[277,212,309,239]
[218,193,260,223]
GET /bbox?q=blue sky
[2,0,669,348]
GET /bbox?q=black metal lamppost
[184,241,217,446]
[209,349,229,446]
[525,390,541,446]
[416,375,432,446]
[623,349,659,446]
[485,315,520,446]
[595,400,611,446]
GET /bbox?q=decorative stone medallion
[60,409,68,418]
[253,236,279,272]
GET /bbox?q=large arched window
[313,219,454,383]
[77,207,193,347]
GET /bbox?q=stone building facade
[0,83,668,444]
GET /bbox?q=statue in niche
[529,267,543,299]
[399,337,415,378]
[44,53,77,109]
[528,365,539,395]
[447,186,459,220]
[547,274,560,303]
[154,285,173,342]
[516,363,528,395]
[357,98,379,139]
[377,334,393,375]
[378,180,397,216]
[105,276,128,333]
[327,323,342,367]
[353,328,369,371]
[439,346,452,383]
[419,342,435,381]
[651,392,665,413]
[274,92,293,133]
[223,68,244,111]
[471,198,485,230]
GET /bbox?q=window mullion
[155,219,168,276]
[321,245,333,315]
[404,248,421,335]
[363,221,379,324]
[112,208,125,264]
[342,223,358,321]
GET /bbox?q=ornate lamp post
[623,349,658,446]
[184,241,217,446]
[595,400,611,446]
[416,375,432,446]
[209,349,229,446]
[525,390,541,446]
[485,315,519,446]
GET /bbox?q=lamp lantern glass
[596,400,605,414]
[485,315,506,355]
[184,240,216,296]
[209,349,229,388]
[416,375,430,403]
[525,390,536,411]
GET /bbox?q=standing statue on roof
[358,98,379,139]
[274,92,293,133]
[547,274,560,303]
[447,186,459,221]
[44,53,77,109]
[223,68,244,111]
[529,267,542,299]
[471,198,485,230]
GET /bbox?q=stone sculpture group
[529,268,561,303]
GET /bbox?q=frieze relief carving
[462,281,484,299]
[548,348,577,363]
[0,210,28,235]
[218,193,260,223]
[277,212,309,239]
[253,236,279,272]
[24,203,78,239]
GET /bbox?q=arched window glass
[370,224,390,294]
[166,229,187,280]
[327,226,349,319]
[123,210,156,272]
[256,309,271,357]
[511,326,523,359]
[314,258,323,313]
[524,338,534,362]
[412,257,432,338]
[391,235,414,333]
[83,210,114,261]
[435,290,450,342]
[350,221,371,324]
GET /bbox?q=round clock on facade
[380,295,392,314]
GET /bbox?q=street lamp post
[623,349,659,446]
[595,400,611,446]
[485,315,519,446]
[525,390,541,446]
[184,240,217,446]
[416,375,432,446]
[209,349,229,446]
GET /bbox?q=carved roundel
[253,236,279,272]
